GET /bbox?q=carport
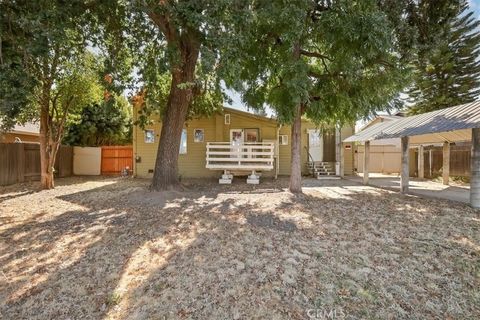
[344,101,480,208]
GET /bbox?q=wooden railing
[206,142,275,171]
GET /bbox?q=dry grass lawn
[0,176,479,319]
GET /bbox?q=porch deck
[205,142,275,172]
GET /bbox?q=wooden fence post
[16,143,26,183]
[418,145,424,179]
[443,142,450,185]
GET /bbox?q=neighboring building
[132,106,355,181]
[0,122,40,143]
[354,114,404,174]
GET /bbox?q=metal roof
[344,101,480,143]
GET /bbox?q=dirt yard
[1,177,479,319]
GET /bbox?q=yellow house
[132,106,355,182]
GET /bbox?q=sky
[226,0,480,123]
[469,0,480,18]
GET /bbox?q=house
[354,114,405,174]
[132,106,355,183]
[0,122,40,143]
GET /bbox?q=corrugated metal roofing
[344,101,480,143]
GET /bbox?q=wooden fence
[414,144,471,178]
[101,146,133,175]
[0,143,73,186]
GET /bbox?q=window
[244,128,259,142]
[224,114,230,125]
[179,129,187,154]
[193,129,204,142]
[279,134,288,145]
[144,130,155,143]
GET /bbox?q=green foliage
[0,0,98,127]
[64,95,132,147]
[408,0,480,114]
[52,51,104,120]
[223,0,410,126]
[93,1,238,125]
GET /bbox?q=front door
[308,130,323,162]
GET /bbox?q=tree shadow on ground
[0,177,479,319]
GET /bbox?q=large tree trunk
[151,37,200,191]
[289,41,303,193]
[39,105,54,189]
[289,103,303,193]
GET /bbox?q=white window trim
[224,114,231,125]
[279,134,288,145]
[193,128,204,142]
[179,129,187,154]
[144,129,155,143]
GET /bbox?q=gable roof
[359,114,403,131]
[222,106,277,123]
[0,121,40,135]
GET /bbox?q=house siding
[133,105,355,178]
[0,132,39,143]
[341,126,355,175]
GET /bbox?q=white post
[247,170,260,184]
[418,145,424,179]
[443,141,450,185]
[401,136,409,193]
[363,141,370,185]
[471,128,480,208]
[339,142,345,178]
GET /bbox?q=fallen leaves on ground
[0,176,478,319]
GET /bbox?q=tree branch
[146,5,178,43]
[308,70,345,80]
[300,49,332,61]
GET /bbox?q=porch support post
[336,128,343,177]
[443,141,450,185]
[339,142,345,178]
[363,140,370,185]
[418,145,424,179]
[470,128,480,208]
[401,136,409,193]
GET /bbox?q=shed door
[308,130,323,162]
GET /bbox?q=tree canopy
[408,0,480,114]
[0,0,102,188]
[63,95,132,147]
[222,0,411,192]
[224,0,410,125]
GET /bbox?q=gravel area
[0,176,479,319]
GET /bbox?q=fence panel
[418,144,470,178]
[450,146,470,177]
[24,144,41,182]
[55,145,73,177]
[0,143,73,186]
[73,147,102,175]
[101,146,133,175]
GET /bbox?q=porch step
[307,161,336,178]
[317,175,341,180]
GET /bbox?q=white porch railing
[206,142,275,171]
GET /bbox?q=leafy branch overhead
[223,0,410,126]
